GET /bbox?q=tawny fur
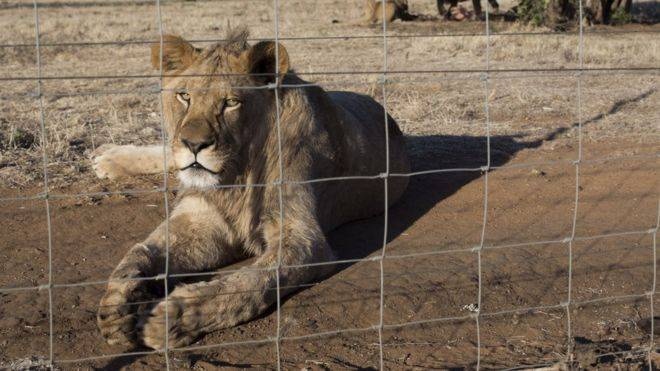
[362,0,415,23]
[95,27,409,350]
[361,0,499,24]
[92,144,174,179]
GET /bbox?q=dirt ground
[0,0,659,370]
[2,139,659,370]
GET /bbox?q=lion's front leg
[140,269,274,349]
[141,217,336,350]
[92,144,174,179]
[98,196,243,347]
[97,243,158,345]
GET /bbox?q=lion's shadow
[328,86,656,265]
[328,132,531,264]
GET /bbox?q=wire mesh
[1,0,658,369]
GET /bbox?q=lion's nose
[182,138,215,155]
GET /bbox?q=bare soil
[0,0,658,370]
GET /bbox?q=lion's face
[152,31,289,189]
[164,74,253,189]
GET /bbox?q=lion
[362,0,418,23]
[93,28,410,349]
[437,0,499,20]
[361,0,499,23]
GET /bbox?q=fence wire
[1,0,658,369]
[2,27,660,49]
[30,0,55,367]
[154,0,172,368]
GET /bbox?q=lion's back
[328,90,408,174]
[313,91,409,231]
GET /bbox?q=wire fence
[0,0,658,369]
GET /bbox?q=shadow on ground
[331,87,654,264]
[633,1,660,24]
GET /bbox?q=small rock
[531,168,546,177]
[195,360,216,370]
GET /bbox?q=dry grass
[0,0,658,191]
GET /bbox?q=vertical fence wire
[273,0,284,369]
[474,4,494,369]
[154,1,172,369]
[650,201,660,369]
[565,0,586,365]
[377,0,391,369]
[31,1,55,368]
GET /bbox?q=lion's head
[151,29,289,189]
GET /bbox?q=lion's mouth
[181,162,219,174]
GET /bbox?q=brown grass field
[0,0,659,369]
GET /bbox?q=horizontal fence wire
[2,70,657,101]
[1,66,659,82]
[51,291,655,365]
[1,152,657,203]
[2,28,660,48]
[1,0,658,369]
[0,226,655,293]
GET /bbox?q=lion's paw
[91,144,133,180]
[140,287,202,350]
[97,282,146,347]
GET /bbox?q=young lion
[94,28,410,349]
[362,0,418,23]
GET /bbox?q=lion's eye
[176,92,191,107]
[225,98,241,108]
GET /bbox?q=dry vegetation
[0,0,657,191]
[0,0,658,369]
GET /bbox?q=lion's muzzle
[175,119,223,172]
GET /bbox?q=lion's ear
[241,41,290,85]
[151,35,200,72]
